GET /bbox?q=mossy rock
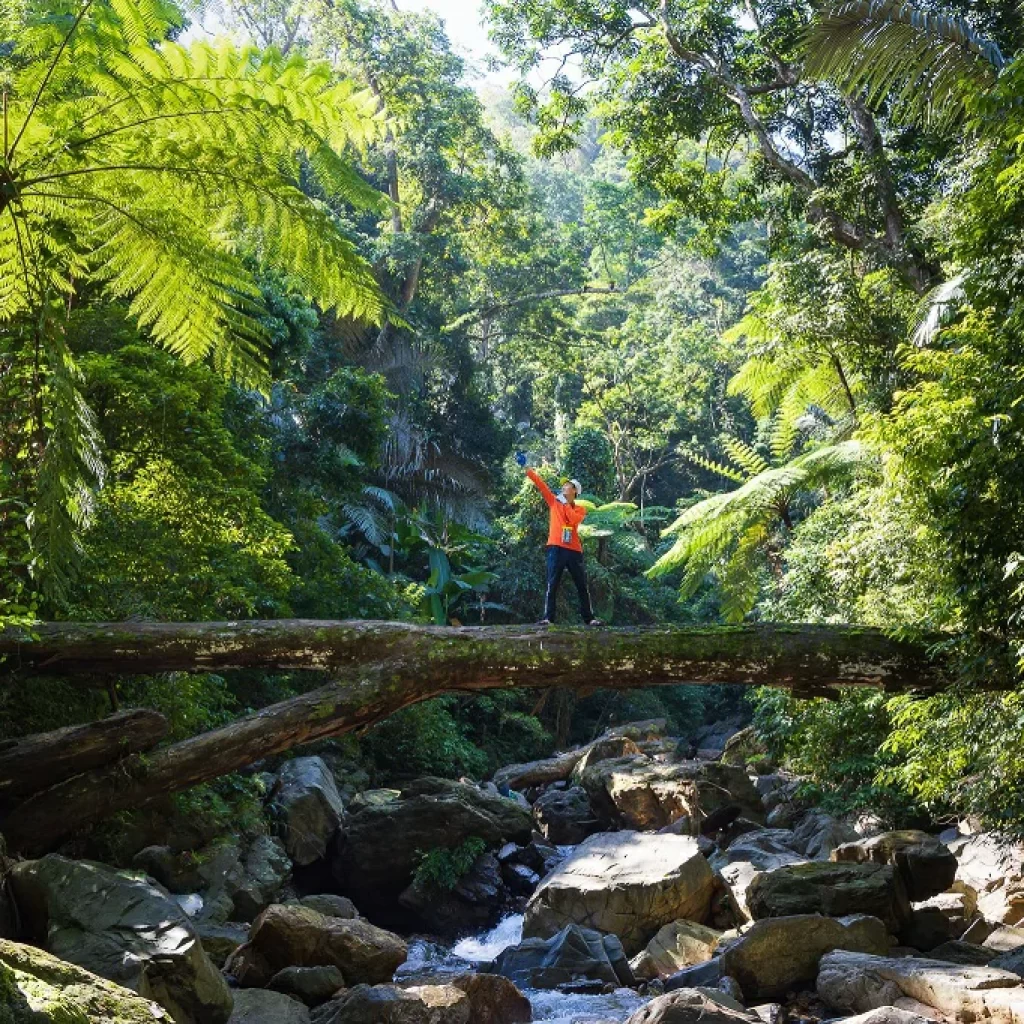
[0,939,170,1024]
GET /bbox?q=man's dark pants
[544,544,594,622]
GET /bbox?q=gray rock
[399,853,508,937]
[232,836,292,920]
[488,923,634,989]
[228,989,310,1024]
[269,965,346,1005]
[9,854,232,1023]
[533,785,601,845]
[793,811,859,860]
[718,913,890,1001]
[448,973,532,1024]
[927,940,999,966]
[273,757,345,867]
[832,1009,939,1024]
[747,861,910,932]
[311,983,469,1024]
[226,903,406,988]
[664,958,724,993]
[0,938,171,1023]
[524,831,715,957]
[630,920,722,981]
[949,833,1024,926]
[991,946,1024,978]
[832,831,958,902]
[295,894,359,919]
[578,757,764,833]
[132,845,203,893]
[817,950,1024,1024]
[710,829,807,921]
[332,777,532,915]
[196,920,248,965]
[899,907,953,952]
[623,986,757,1024]
[196,837,291,924]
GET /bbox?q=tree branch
[444,286,620,332]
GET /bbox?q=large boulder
[294,895,360,920]
[398,853,509,937]
[630,920,722,980]
[170,836,291,925]
[715,914,890,1002]
[488,923,634,989]
[227,989,311,1024]
[747,861,910,932]
[269,965,347,1005]
[448,973,531,1024]
[832,832,958,902]
[332,778,532,913]
[532,786,601,845]
[571,736,644,779]
[272,757,345,867]
[226,904,406,988]
[832,1010,939,1024]
[578,757,763,833]
[9,855,232,1023]
[709,830,807,921]
[949,834,1024,926]
[721,727,769,769]
[792,812,859,861]
[311,983,469,1024]
[523,832,715,956]
[624,987,757,1024]
[0,938,171,1024]
[817,950,1024,1024]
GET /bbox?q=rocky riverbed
[3,717,1024,1023]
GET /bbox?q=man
[516,451,602,626]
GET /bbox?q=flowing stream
[395,914,647,1024]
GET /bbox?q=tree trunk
[0,709,168,806]
[0,620,942,686]
[0,620,950,855]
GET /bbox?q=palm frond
[805,0,1004,126]
[911,272,966,347]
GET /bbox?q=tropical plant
[804,0,1006,126]
[0,0,388,597]
[649,440,871,622]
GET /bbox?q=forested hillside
[4,1,1024,1019]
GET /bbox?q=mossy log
[0,708,168,806]
[0,620,947,855]
[0,619,942,686]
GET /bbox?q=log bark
[0,619,942,685]
[0,621,948,855]
[0,708,168,806]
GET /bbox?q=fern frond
[684,450,748,484]
[722,437,770,477]
[649,441,872,615]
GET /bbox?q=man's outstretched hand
[515,451,527,467]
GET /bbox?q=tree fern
[726,312,860,459]
[649,441,871,622]
[1,0,391,598]
[804,0,1004,127]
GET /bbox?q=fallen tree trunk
[0,619,943,686]
[0,709,168,806]
[0,621,947,855]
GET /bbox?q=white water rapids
[395,913,646,1023]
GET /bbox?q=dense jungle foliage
[3,0,1024,853]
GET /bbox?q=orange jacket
[527,468,586,552]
